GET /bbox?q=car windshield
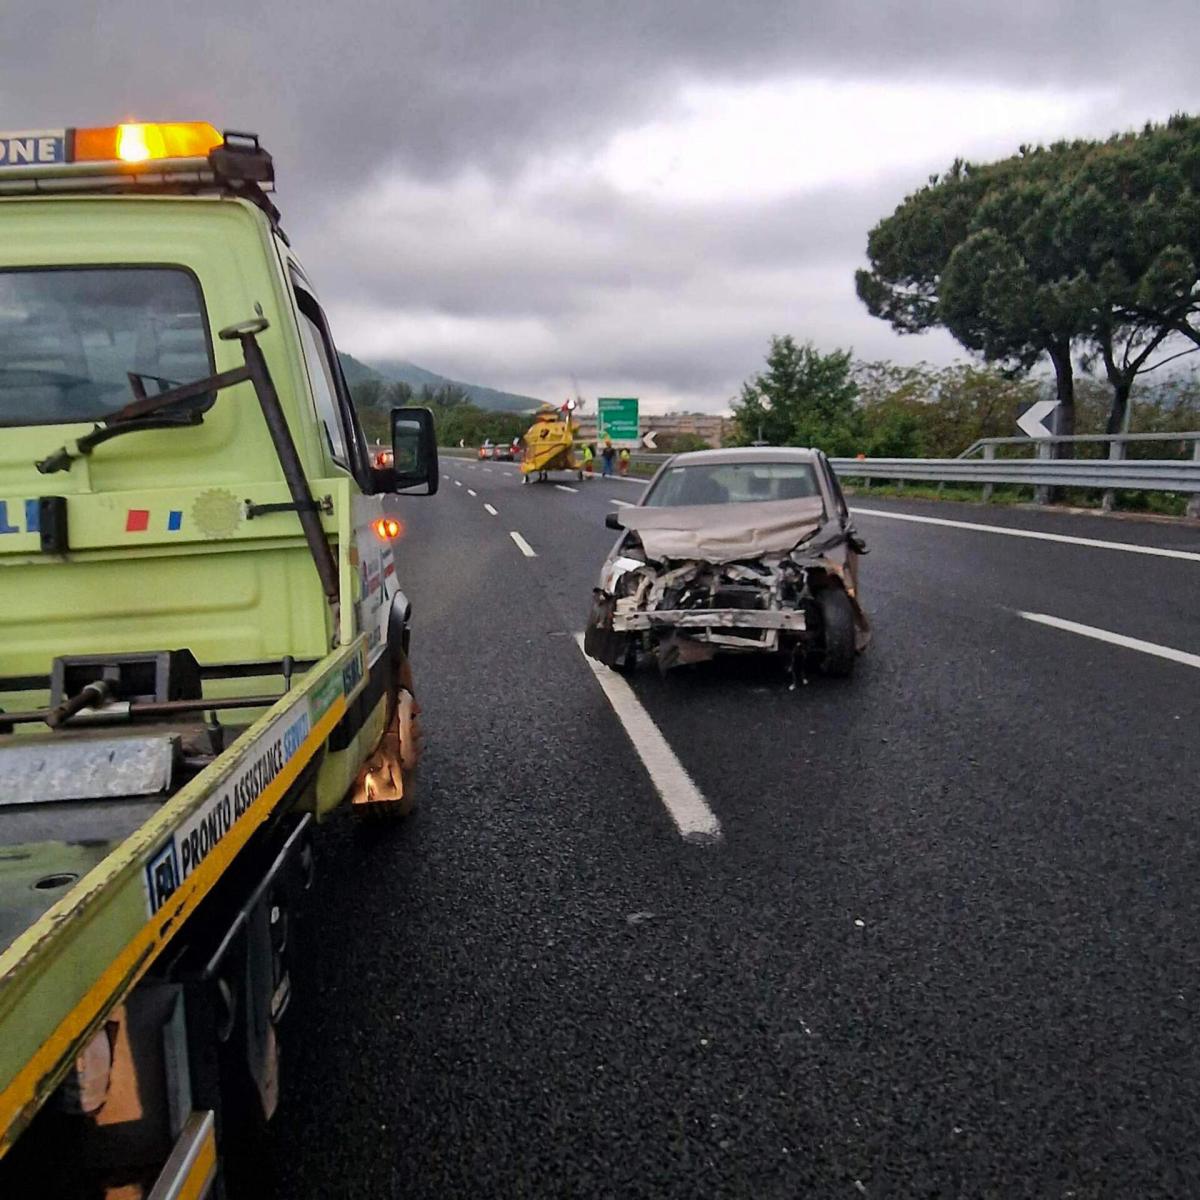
[643,460,822,507]
[0,267,212,427]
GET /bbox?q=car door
[816,452,863,595]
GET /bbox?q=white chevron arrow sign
[1017,399,1059,439]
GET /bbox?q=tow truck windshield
[0,267,211,426]
[643,460,821,507]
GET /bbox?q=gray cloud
[4,2,1200,408]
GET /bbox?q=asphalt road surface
[260,458,1200,1198]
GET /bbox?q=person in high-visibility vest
[618,447,631,476]
[581,443,595,477]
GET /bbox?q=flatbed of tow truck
[0,639,365,1154]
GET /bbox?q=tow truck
[0,121,437,1196]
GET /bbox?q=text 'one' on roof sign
[597,397,639,442]
[0,131,67,166]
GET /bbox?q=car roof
[666,446,821,467]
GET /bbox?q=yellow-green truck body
[0,128,429,1196]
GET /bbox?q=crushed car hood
[616,496,826,562]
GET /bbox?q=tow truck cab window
[0,266,212,427]
[290,279,370,484]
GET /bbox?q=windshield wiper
[35,367,234,474]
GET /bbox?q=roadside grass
[840,479,1191,518]
[842,481,1029,506]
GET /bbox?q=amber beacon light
[73,121,223,164]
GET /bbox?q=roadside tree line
[730,335,1200,459]
[350,377,528,447]
[855,113,1200,444]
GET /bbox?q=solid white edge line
[509,530,537,557]
[467,488,477,496]
[611,498,633,507]
[851,506,1200,563]
[1019,611,1200,670]
[555,484,579,493]
[484,503,498,516]
[573,634,721,843]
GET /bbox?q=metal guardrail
[958,431,1200,457]
[829,456,1200,491]
[833,431,1200,517]
[450,438,1200,516]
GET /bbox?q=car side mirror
[605,512,624,530]
[386,407,439,494]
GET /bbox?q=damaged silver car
[584,448,870,676]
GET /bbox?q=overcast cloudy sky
[6,2,1200,411]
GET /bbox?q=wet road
[261,458,1200,1198]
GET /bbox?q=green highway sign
[597,397,639,442]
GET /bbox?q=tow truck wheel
[812,585,856,678]
[352,653,422,818]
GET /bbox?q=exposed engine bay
[586,515,869,673]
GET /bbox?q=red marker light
[371,516,402,541]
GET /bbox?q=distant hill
[336,352,542,412]
[338,352,383,388]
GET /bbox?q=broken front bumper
[612,608,806,633]
[613,605,806,653]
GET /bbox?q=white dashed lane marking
[1019,611,1200,671]
[509,531,537,557]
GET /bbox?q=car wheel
[584,596,637,673]
[813,586,856,678]
[610,640,638,674]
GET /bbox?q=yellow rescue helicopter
[520,400,584,484]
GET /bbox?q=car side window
[820,452,850,521]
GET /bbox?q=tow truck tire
[814,585,856,678]
[352,653,422,819]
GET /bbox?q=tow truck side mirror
[605,512,623,530]
[386,407,439,495]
